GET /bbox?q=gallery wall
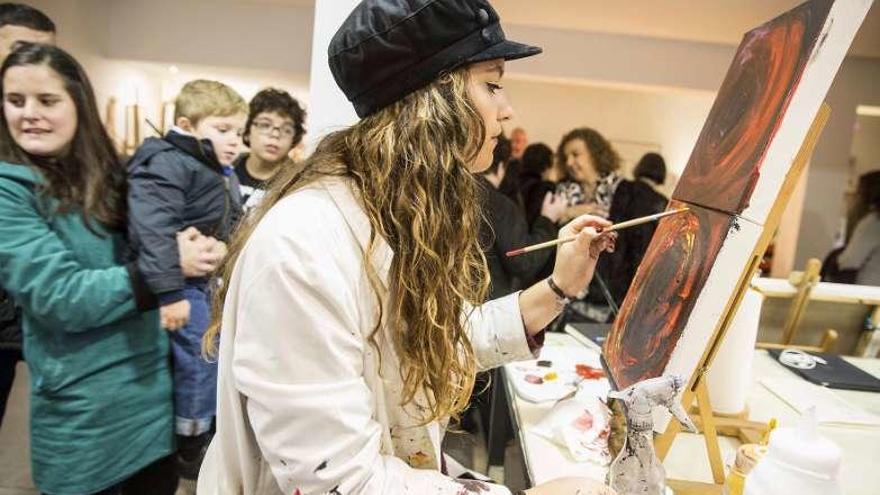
[26,0,311,154]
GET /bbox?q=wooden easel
[654,104,831,494]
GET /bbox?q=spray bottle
[607,375,697,495]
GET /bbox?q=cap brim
[465,39,542,65]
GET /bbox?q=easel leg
[695,381,726,484]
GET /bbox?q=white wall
[100,0,313,73]
[505,24,732,93]
[852,113,880,176]
[796,56,880,268]
[306,0,358,148]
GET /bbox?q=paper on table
[532,394,612,465]
[760,377,880,428]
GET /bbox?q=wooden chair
[755,258,838,353]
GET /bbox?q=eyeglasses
[251,120,296,139]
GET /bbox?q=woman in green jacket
[0,44,218,495]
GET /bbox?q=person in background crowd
[0,43,221,495]
[554,127,625,322]
[480,135,564,299]
[197,1,616,493]
[510,126,527,161]
[0,3,54,61]
[234,87,306,213]
[127,79,246,482]
[0,1,55,428]
[601,152,669,305]
[469,135,566,444]
[495,127,527,206]
[828,170,880,285]
[519,142,558,226]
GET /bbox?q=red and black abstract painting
[604,202,733,389]
[671,0,833,216]
[603,0,837,390]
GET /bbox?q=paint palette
[508,345,611,403]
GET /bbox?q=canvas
[603,0,873,391]
[604,202,762,388]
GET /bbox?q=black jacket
[127,131,243,304]
[480,177,557,299]
[519,170,555,227]
[599,179,668,305]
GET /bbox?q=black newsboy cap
[329,0,542,118]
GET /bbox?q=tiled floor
[0,362,36,495]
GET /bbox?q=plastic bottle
[743,407,843,495]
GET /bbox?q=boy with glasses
[234,88,306,212]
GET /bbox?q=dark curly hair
[242,87,306,148]
[556,127,620,179]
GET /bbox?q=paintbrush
[505,207,689,258]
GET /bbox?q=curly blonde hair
[203,68,489,424]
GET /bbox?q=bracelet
[547,277,574,307]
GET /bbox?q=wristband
[547,277,573,309]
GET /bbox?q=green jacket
[0,162,173,494]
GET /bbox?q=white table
[750,278,880,306]
[502,332,880,494]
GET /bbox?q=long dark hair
[0,43,125,230]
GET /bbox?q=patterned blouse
[556,171,625,213]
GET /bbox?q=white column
[306,0,360,151]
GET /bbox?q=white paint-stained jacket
[198,177,538,495]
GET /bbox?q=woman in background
[555,127,623,223]
[552,127,625,322]
[836,170,880,285]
